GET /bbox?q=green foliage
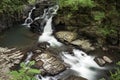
[110,61,120,80]
[28,0,36,4]
[0,0,27,14]
[10,61,40,80]
[99,26,116,36]
[59,0,96,10]
[93,11,105,21]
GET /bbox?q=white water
[24,4,108,80]
[61,49,106,80]
[25,52,33,64]
[38,16,62,47]
[38,5,62,47]
[23,7,36,27]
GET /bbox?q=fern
[10,61,40,80]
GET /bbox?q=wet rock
[0,47,24,80]
[71,39,95,51]
[64,75,87,80]
[34,51,66,75]
[94,57,106,66]
[31,9,44,20]
[34,60,44,69]
[37,42,50,49]
[30,19,45,33]
[34,49,42,54]
[103,56,113,63]
[31,0,54,20]
[55,31,77,42]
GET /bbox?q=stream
[0,1,118,80]
[23,4,114,80]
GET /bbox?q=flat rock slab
[35,51,66,75]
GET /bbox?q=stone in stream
[34,51,66,75]
[71,39,95,51]
[31,0,54,20]
[34,60,44,69]
[94,57,106,66]
[55,31,77,42]
[30,19,45,33]
[103,56,113,63]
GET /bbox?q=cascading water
[23,2,110,80]
[61,49,106,80]
[23,7,36,27]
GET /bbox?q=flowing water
[23,7,36,27]
[23,4,114,80]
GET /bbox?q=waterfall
[23,2,109,80]
[23,7,36,27]
[38,5,62,47]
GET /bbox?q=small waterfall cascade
[23,7,36,27]
[23,2,110,80]
[38,5,62,47]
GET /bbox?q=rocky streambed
[0,0,120,80]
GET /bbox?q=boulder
[34,51,66,75]
[71,39,95,51]
[55,31,77,42]
[94,57,106,66]
[30,19,45,33]
[103,56,113,63]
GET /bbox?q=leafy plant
[10,61,40,80]
[93,11,105,21]
[110,61,120,80]
[59,0,96,10]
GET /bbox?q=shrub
[59,0,96,10]
[10,61,40,80]
[110,61,120,80]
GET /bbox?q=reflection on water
[0,25,38,49]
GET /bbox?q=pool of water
[0,25,38,49]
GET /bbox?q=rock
[34,49,42,53]
[106,35,118,45]
[0,47,8,53]
[94,57,106,66]
[30,19,45,33]
[31,0,54,20]
[34,51,66,75]
[37,42,50,49]
[55,31,77,42]
[34,60,44,69]
[103,56,113,63]
[0,47,24,80]
[71,39,95,51]
[64,75,87,80]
